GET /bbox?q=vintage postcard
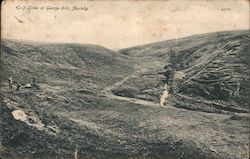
[1,0,249,159]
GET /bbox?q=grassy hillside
[1,40,136,158]
[1,31,249,159]
[118,30,249,113]
[1,40,134,91]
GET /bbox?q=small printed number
[221,8,231,11]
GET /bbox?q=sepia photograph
[0,0,249,158]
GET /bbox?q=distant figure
[16,83,22,92]
[8,77,13,90]
[32,76,36,84]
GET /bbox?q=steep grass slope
[118,30,249,113]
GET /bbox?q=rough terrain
[1,30,249,159]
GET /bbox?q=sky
[1,0,249,49]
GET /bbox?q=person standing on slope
[8,77,13,90]
[16,82,22,92]
[32,76,36,85]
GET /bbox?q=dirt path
[104,70,161,107]
[103,63,165,107]
[105,72,139,93]
[106,93,160,107]
[104,63,168,107]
